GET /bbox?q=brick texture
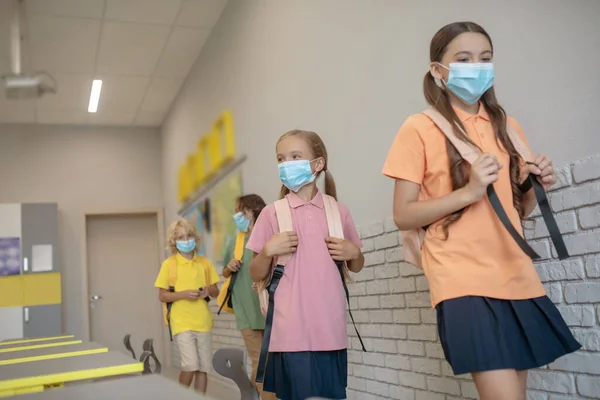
[208,155,600,399]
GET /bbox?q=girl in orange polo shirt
[382,22,580,399]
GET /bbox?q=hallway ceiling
[0,0,226,127]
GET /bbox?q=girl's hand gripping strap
[423,108,568,260]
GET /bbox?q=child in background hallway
[248,130,364,400]
[155,219,220,394]
[382,21,580,399]
[222,194,277,400]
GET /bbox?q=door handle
[24,307,29,323]
[90,295,102,301]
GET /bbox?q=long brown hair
[424,21,524,238]
[276,130,337,200]
[236,194,266,222]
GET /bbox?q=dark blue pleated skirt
[263,349,347,400]
[436,295,581,375]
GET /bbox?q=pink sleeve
[338,202,362,248]
[246,204,277,254]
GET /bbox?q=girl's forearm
[249,249,272,282]
[394,187,476,231]
[347,252,364,273]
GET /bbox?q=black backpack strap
[336,261,366,352]
[217,272,238,315]
[520,173,570,259]
[255,265,284,384]
[486,173,570,261]
[166,286,175,341]
[486,185,540,259]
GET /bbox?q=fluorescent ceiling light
[88,79,102,113]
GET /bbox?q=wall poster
[210,170,243,264]
[0,237,20,276]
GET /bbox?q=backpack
[162,255,211,341]
[255,194,366,384]
[402,108,569,270]
[217,231,246,315]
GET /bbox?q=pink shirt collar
[286,190,324,209]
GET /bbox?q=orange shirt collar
[452,102,490,122]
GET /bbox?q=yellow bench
[0,336,75,346]
[9,375,211,400]
[0,342,107,366]
[0,351,143,397]
[0,339,82,354]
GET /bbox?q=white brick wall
[209,154,600,399]
[345,154,600,400]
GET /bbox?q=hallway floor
[163,367,240,400]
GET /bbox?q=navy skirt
[437,296,581,375]
[263,349,347,400]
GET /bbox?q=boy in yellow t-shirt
[155,219,220,394]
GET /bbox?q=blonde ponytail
[279,184,290,200]
[323,169,337,200]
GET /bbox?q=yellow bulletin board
[177,111,245,262]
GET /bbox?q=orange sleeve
[381,115,426,185]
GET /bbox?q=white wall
[208,155,600,399]
[160,1,600,397]
[0,124,163,338]
[161,0,600,225]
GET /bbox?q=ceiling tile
[36,109,87,125]
[87,111,135,126]
[95,75,149,113]
[105,0,182,25]
[96,21,170,76]
[139,77,184,112]
[176,0,227,28]
[36,74,94,111]
[27,0,106,19]
[28,15,101,73]
[134,110,167,127]
[154,27,210,78]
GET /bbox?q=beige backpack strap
[423,108,479,164]
[506,120,534,163]
[273,198,293,265]
[323,194,344,239]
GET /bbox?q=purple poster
[0,237,20,276]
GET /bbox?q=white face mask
[438,62,495,104]
[278,159,318,192]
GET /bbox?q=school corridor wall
[204,155,600,399]
[160,0,600,398]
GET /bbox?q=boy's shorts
[174,331,212,372]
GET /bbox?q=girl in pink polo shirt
[247,130,364,400]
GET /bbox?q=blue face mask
[233,212,250,232]
[441,62,494,105]
[176,239,196,253]
[278,160,317,192]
